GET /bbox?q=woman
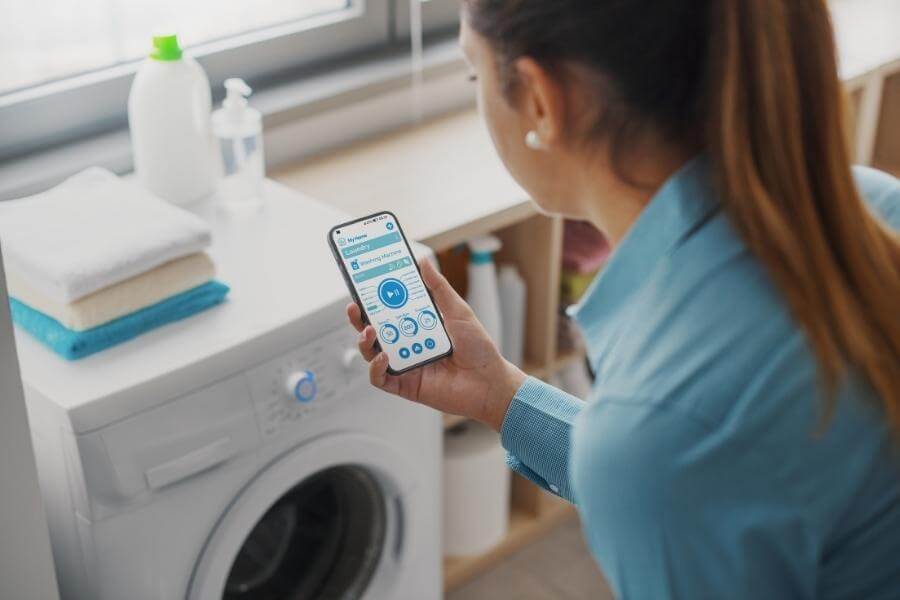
[348,1,900,597]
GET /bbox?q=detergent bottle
[128,34,217,205]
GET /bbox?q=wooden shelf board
[272,109,535,252]
[443,496,577,591]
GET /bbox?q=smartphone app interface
[334,213,451,371]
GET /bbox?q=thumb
[418,258,473,320]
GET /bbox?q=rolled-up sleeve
[500,376,585,503]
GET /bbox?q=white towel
[0,168,211,303]
[7,253,215,331]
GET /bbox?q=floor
[446,519,615,600]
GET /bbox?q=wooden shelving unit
[430,210,588,591]
[835,0,900,175]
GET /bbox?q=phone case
[327,210,453,375]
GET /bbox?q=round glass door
[223,465,386,600]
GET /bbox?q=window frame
[0,0,392,162]
[395,0,461,38]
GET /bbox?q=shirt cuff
[500,376,585,503]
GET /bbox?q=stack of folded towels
[0,168,230,360]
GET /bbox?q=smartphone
[328,211,453,375]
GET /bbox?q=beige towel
[7,253,215,331]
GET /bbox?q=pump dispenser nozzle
[222,78,252,120]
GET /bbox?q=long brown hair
[465,0,900,431]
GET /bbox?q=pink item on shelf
[562,220,610,274]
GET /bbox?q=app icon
[350,259,359,271]
[377,278,408,308]
[412,342,423,354]
[338,237,347,246]
[399,347,411,359]
[399,317,418,337]
[386,222,394,230]
[424,337,436,350]
[379,324,400,344]
[418,310,437,330]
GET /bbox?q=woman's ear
[513,57,568,148]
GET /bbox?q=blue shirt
[501,159,900,599]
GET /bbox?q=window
[0,0,464,166]
[397,0,461,38]
[0,0,393,162]
[1,0,351,96]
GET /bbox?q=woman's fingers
[418,258,472,320]
[369,352,390,387]
[346,302,365,332]
[357,325,379,361]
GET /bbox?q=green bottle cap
[150,34,183,61]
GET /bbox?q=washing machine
[16,181,442,599]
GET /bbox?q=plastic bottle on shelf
[211,78,265,211]
[498,265,526,367]
[465,235,503,347]
[128,33,217,205]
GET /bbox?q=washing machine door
[189,433,421,600]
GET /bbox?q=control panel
[245,327,365,439]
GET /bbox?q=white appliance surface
[17,180,442,600]
[16,179,430,433]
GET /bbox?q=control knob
[286,370,317,403]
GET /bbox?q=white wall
[0,248,60,599]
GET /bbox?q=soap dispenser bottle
[211,78,265,210]
[466,235,503,346]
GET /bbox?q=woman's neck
[576,146,695,247]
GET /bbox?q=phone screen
[330,212,452,373]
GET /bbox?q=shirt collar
[568,155,719,356]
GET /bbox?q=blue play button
[378,278,408,309]
[412,342,423,354]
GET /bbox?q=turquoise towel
[10,280,229,360]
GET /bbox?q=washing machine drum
[224,466,386,600]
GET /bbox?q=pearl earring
[525,130,546,150]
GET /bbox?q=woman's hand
[346,259,526,432]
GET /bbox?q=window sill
[0,35,472,201]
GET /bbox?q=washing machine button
[286,370,317,403]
